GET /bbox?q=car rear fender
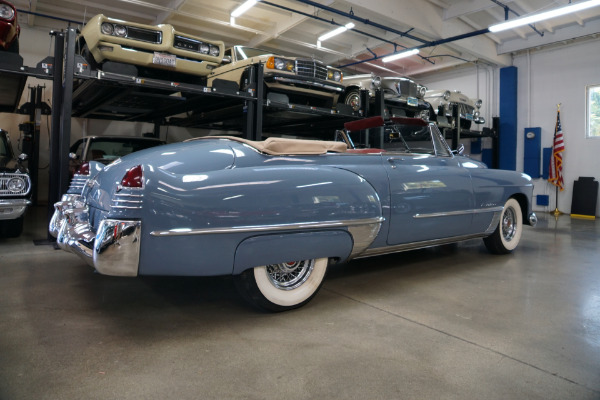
[233,230,353,274]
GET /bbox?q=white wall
[417,37,600,217]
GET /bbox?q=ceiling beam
[343,0,511,67]
[497,17,600,54]
[443,0,515,20]
[153,0,186,24]
[247,1,337,48]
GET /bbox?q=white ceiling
[12,0,600,78]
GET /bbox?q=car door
[382,124,476,245]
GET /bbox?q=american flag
[548,109,565,191]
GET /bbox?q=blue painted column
[499,66,518,170]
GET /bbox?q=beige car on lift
[207,46,345,108]
[424,89,485,130]
[78,14,225,78]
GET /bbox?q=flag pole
[552,184,561,216]
[551,103,562,217]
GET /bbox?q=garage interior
[1,0,600,399]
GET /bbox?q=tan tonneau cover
[188,135,347,155]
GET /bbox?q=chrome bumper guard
[50,199,141,277]
[528,212,538,227]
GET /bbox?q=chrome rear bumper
[50,199,141,277]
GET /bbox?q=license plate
[465,113,474,120]
[153,52,176,67]
[407,97,418,107]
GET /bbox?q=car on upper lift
[425,89,485,130]
[208,46,345,109]
[340,73,430,119]
[0,0,19,53]
[77,14,225,83]
[0,129,30,238]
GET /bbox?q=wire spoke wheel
[483,198,523,254]
[235,258,328,312]
[265,260,314,290]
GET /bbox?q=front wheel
[341,89,361,112]
[234,258,328,312]
[483,198,523,254]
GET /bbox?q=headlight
[474,111,480,118]
[114,25,127,37]
[418,85,427,98]
[327,70,342,82]
[0,4,15,19]
[273,58,294,72]
[443,90,451,101]
[274,58,285,70]
[372,76,382,88]
[199,43,210,54]
[101,22,114,35]
[7,177,26,193]
[475,99,483,108]
[209,45,220,57]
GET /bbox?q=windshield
[0,132,14,159]
[234,46,276,60]
[347,123,451,157]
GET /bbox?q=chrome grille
[126,26,162,44]
[111,193,143,210]
[0,173,31,196]
[296,60,328,80]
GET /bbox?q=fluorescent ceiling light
[382,49,419,63]
[489,0,600,32]
[318,23,355,42]
[231,0,258,18]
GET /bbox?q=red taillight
[76,162,90,176]
[121,165,143,188]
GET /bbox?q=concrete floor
[1,207,599,400]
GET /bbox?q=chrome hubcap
[502,207,517,242]
[266,260,314,290]
[346,94,361,111]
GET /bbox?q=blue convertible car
[50,117,536,311]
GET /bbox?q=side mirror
[69,152,79,160]
[221,56,232,64]
[452,143,465,156]
[18,153,28,162]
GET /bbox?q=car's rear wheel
[483,198,523,254]
[235,258,328,312]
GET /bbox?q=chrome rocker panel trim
[357,232,490,259]
[413,206,503,219]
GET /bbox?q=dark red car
[0,0,19,52]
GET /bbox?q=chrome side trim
[413,206,503,219]
[355,232,490,259]
[150,217,384,237]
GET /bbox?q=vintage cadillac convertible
[50,117,536,311]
